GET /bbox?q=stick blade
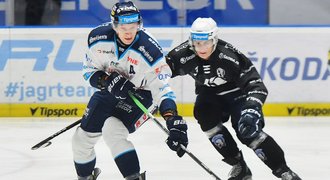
[31,141,52,150]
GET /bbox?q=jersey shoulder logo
[174,42,189,52]
[219,52,239,65]
[138,46,154,62]
[224,43,242,54]
[180,54,196,64]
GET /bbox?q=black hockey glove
[107,72,135,99]
[238,107,265,139]
[166,115,188,157]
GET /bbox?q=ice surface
[1,117,329,179]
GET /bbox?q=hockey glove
[166,115,188,157]
[238,107,265,139]
[107,72,135,99]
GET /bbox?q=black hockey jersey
[166,39,268,107]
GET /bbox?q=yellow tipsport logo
[0,104,86,117]
[1,103,330,117]
[263,104,330,116]
[178,103,330,117]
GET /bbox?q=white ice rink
[1,117,329,180]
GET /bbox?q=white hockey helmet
[189,17,219,51]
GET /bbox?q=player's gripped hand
[165,115,188,157]
[238,107,264,139]
[107,71,135,99]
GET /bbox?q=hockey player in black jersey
[166,17,301,180]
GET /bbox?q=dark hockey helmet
[110,1,142,27]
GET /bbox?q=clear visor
[192,39,213,50]
[115,23,139,33]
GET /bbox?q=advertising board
[0,27,329,117]
[60,0,268,25]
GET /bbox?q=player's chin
[123,38,134,45]
[198,53,210,60]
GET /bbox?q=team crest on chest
[216,67,225,78]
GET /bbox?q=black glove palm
[166,116,188,157]
[238,107,264,139]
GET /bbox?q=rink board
[0,103,329,117]
[0,27,330,117]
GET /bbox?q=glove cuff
[159,99,178,120]
[242,102,262,111]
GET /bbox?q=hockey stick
[31,119,82,150]
[128,91,221,180]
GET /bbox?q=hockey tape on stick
[31,119,82,150]
[128,91,221,180]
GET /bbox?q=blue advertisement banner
[0,0,268,26]
[186,0,268,25]
[59,0,268,26]
[0,0,5,25]
[0,12,4,26]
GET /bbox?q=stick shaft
[31,119,82,150]
[128,91,221,180]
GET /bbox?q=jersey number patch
[129,65,136,74]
